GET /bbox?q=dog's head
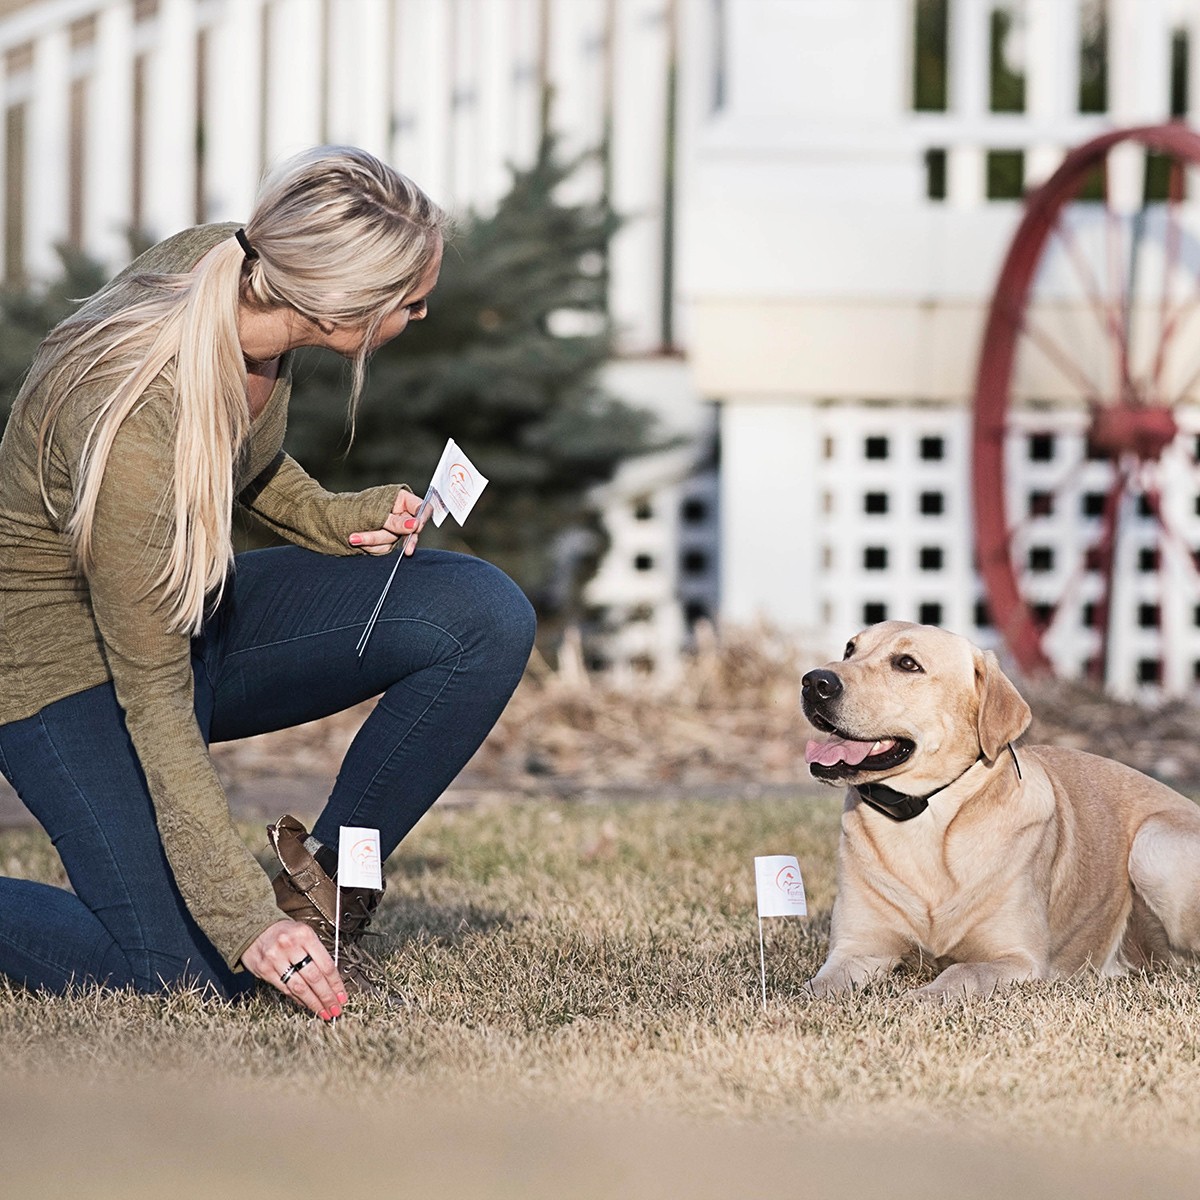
[800,621,1031,793]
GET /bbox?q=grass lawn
[3,788,1200,1198]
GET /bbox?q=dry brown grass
[9,628,1200,1195]
[4,790,1200,1198]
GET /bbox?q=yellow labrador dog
[801,621,1200,1000]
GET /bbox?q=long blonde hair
[31,146,446,634]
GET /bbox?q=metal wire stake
[355,490,433,658]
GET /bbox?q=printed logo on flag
[754,854,808,918]
[429,438,489,528]
[338,826,383,891]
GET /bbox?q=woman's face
[320,239,443,355]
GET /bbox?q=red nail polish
[349,534,362,545]
[320,1010,331,1020]
[337,992,348,1004]
[403,518,417,530]
[330,1004,342,1018]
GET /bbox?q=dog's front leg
[808,886,909,997]
[911,953,1042,1002]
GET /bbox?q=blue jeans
[0,546,535,998]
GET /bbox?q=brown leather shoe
[266,814,389,999]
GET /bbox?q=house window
[986,150,1025,200]
[1137,659,1162,685]
[912,0,949,112]
[1028,491,1053,517]
[1028,433,1055,461]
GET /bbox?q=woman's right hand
[242,919,347,1018]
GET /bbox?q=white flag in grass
[427,438,488,528]
[338,826,383,890]
[754,855,808,917]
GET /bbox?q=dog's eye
[893,654,923,673]
[843,641,855,660]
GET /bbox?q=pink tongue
[806,735,881,767]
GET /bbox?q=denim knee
[460,559,537,668]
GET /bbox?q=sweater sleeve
[85,395,284,969]
[238,451,406,554]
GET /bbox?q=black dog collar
[853,744,1021,823]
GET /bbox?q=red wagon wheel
[973,124,1200,694]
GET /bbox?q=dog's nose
[802,669,843,703]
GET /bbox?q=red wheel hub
[1087,404,1179,461]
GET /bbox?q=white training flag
[338,826,383,891]
[354,437,489,659]
[754,855,808,918]
[427,438,489,528]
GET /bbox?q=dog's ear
[974,649,1032,761]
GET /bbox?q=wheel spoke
[1154,291,1200,401]
[1050,211,1127,369]
[1137,465,1200,585]
[1000,454,1092,553]
[1166,354,1200,410]
[1105,186,1135,398]
[1150,159,1187,393]
[1087,467,1128,685]
[1011,305,1108,403]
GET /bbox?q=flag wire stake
[333,888,343,969]
[356,490,434,658]
[758,915,768,1011]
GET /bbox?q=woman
[0,146,536,1019]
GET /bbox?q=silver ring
[279,953,313,985]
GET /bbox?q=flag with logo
[338,826,383,890]
[427,438,488,528]
[754,855,808,917]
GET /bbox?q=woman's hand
[242,919,347,1018]
[349,488,428,556]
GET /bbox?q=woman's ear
[974,649,1032,761]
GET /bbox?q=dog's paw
[806,958,894,997]
[910,961,1032,1001]
[805,974,845,999]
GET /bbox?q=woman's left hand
[349,488,429,556]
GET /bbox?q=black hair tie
[235,228,258,261]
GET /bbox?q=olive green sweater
[0,224,401,968]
